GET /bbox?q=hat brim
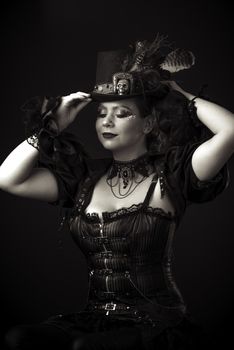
[90,92,146,102]
[90,90,163,102]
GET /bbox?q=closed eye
[96,105,134,118]
[96,112,133,119]
[115,112,133,118]
[97,113,106,118]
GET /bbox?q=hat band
[94,72,143,96]
[94,83,115,95]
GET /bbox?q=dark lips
[102,133,118,139]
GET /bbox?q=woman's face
[95,98,150,160]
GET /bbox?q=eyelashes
[97,111,133,119]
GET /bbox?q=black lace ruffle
[21,95,89,209]
[186,84,211,129]
[83,203,176,224]
[21,95,62,137]
[187,98,204,128]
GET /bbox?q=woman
[1,35,234,349]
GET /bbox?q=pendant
[106,152,152,199]
[119,166,133,189]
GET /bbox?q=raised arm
[0,92,92,202]
[170,81,234,181]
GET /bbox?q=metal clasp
[105,302,116,315]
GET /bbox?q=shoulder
[164,142,204,172]
[163,142,229,204]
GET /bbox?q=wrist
[178,89,195,101]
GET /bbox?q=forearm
[178,88,234,136]
[0,140,39,190]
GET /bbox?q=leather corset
[68,172,186,313]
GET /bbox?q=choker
[106,152,153,199]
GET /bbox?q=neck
[112,145,148,162]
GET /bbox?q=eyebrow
[98,104,132,110]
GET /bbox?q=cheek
[120,117,144,136]
[95,119,101,133]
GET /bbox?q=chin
[98,135,118,149]
[99,140,125,153]
[101,142,121,151]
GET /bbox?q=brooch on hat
[113,72,134,95]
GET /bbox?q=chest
[85,172,175,216]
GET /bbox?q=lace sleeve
[165,141,230,204]
[21,96,89,208]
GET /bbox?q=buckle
[95,237,108,244]
[105,302,116,315]
[105,302,116,311]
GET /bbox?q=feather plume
[160,48,195,73]
[121,33,169,73]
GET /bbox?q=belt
[86,301,157,327]
[87,302,139,316]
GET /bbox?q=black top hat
[90,35,195,102]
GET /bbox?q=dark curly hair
[133,87,212,156]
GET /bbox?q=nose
[102,113,115,127]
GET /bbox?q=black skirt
[39,309,209,350]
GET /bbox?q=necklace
[106,152,153,199]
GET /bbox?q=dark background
[0,0,233,347]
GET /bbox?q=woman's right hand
[55,91,92,132]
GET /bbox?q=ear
[143,115,157,134]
